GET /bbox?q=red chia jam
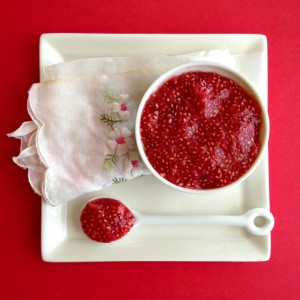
[140,71,262,189]
[80,198,135,243]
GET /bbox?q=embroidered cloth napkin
[8,50,265,206]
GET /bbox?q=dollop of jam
[80,198,135,242]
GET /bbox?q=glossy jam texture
[140,71,262,189]
[80,198,135,243]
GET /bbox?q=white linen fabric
[8,50,265,206]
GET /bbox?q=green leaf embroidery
[104,154,117,171]
[100,113,121,128]
[112,177,127,184]
[103,89,119,103]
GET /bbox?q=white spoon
[133,208,274,236]
[80,198,274,243]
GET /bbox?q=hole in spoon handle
[244,208,274,236]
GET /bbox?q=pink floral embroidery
[107,127,135,156]
[111,93,130,120]
[102,89,140,173]
[123,150,143,176]
[116,136,125,145]
[120,103,128,111]
[131,160,139,168]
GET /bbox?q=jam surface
[80,198,135,242]
[140,71,262,189]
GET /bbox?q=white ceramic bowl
[135,61,269,194]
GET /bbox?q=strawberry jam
[80,198,135,242]
[140,72,262,189]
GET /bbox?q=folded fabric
[11,71,153,205]
[8,50,265,206]
[8,121,46,195]
[42,50,235,81]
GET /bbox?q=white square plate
[40,34,271,262]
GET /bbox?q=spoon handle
[137,214,246,226]
[134,208,274,236]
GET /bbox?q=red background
[1,0,299,299]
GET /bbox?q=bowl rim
[135,61,270,194]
